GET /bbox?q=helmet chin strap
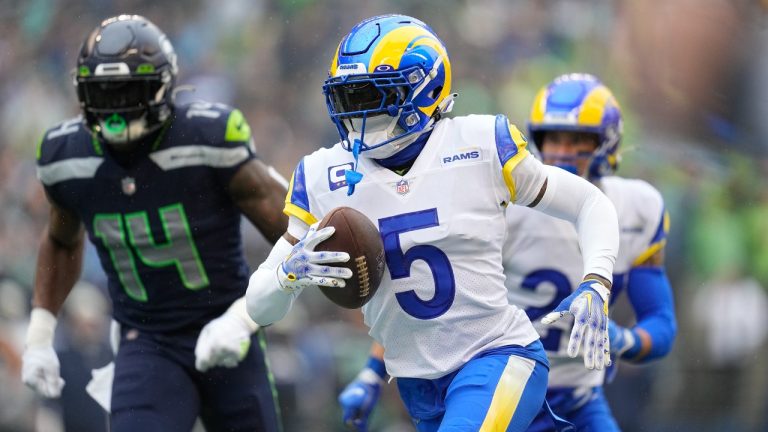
[342,94,458,196]
[544,152,589,178]
[344,114,366,196]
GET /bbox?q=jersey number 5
[379,209,455,320]
[93,203,209,302]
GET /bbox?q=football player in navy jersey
[21,15,286,432]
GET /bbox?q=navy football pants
[110,328,281,432]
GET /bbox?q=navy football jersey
[37,102,257,332]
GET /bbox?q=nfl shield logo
[396,179,410,195]
[121,177,136,196]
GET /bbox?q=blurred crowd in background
[2,0,768,431]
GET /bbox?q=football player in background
[247,15,620,431]
[21,15,286,432]
[509,73,677,430]
[337,74,678,431]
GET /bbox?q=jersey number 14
[93,203,209,302]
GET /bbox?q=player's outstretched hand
[195,298,260,372]
[22,308,65,398]
[277,225,352,292]
[542,279,611,370]
[22,345,65,398]
[339,358,386,432]
[195,314,251,372]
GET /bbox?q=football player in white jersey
[337,74,679,431]
[508,73,677,431]
[246,16,620,431]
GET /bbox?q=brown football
[315,207,386,309]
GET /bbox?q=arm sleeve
[622,266,677,361]
[245,236,299,326]
[532,164,620,281]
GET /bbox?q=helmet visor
[326,78,408,117]
[78,77,164,111]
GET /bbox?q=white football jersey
[504,176,668,388]
[284,114,547,379]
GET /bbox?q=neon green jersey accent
[225,109,252,142]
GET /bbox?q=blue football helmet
[527,73,623,179]
[323,15,454,161]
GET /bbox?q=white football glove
[542,279,611,370]
[277,225,352,292]
[195,297,259,372]
[21,308,65,398]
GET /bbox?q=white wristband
[226,297,260,333]
[586,280,611,303]
[357,367,385,385]
[26,308,57,347]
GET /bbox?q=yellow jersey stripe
[501,148,530,203]
[631,239,667,267]
[283,203,317,226]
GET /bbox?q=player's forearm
[224,297,260,333]
[623,321,673,362]
[246,237,300,326]
[230,160,289,245]
[624,266,677,362]
[535,165,619,283]
[32,230,84,314]
[370,341,385,361]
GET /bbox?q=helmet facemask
[323,14,453,195]
[324,65,437,160]
[77,71,173,147]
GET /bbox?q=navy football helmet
[75,15,178,147]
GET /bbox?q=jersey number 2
[379,209,455,320]
[521,269,571,351]
[93,203,209,302]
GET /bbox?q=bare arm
[228,159,288,245]
[22,200,83,398]
[33,202,85,314]
[370,341,385,360]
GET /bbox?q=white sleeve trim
[286,216,310,240]
[511,154,548,206]
[533,165,619,281]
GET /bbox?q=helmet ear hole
[429,86,442,100]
